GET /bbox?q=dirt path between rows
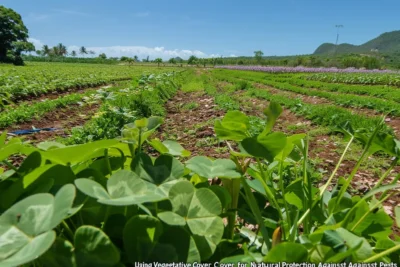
[3,103,99,144]
[252,83,400,137]
[154,91,229,158]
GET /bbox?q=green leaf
[158,211,186,226]
[148,139,191,157]
[75,170,167,206]
[214,111,250,141]
[36,141,66,151]
[0,231,56,267]
[336,227,373,261]
[264,242,308,263]
[239,132,287,162]
[321,230,346,252]
[310,245,335,263]
[38,237,76,267]
[40,139,119,165]
[262,101,283,135]
[0,185,75,266]
[284,179,305,210]
[74,226,120,267]
[185,156,241,179]
[132,153,184,185]
[168,181,224,260]
[123,215,163,262]
[395,206,400,228]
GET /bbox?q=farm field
[1,63,400,265]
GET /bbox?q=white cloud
[28,38,44,50]
[51,9,91,17]
[26,13,51,21]
[29,38,225,60]
[133,12,150,17]
[229,54,238,57]
[67,45,211,60]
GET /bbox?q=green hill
[314,30,400,55]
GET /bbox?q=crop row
[0,62,179,101]
[1,101,399,265]
[0,83,130,129]
[216,65,396,74]
[65,70,187,144]
[212,69,400,117]
[305,73,400,86]
[210,70,391,133]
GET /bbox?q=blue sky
[2,0,399,59]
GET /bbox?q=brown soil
[3,103,99,144]
[154,91,230,158]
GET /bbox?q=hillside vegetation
[314,30,400,55]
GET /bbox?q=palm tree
[89,50,95,57]
[41,45,51,61]
[56,43,67,57]
[79,46,87,57]
[71,50,77,57]
[154,58,162,67]
[133,55,138,62]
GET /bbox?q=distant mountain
[314,30,400,55]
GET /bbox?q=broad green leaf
[185,156,241,179]
[239,132,287,162]
[395,206,400,228]
[325,240,363,263]
[0,185,75,266]
[220,254,256,264]
[38,237,75,267]
[74,226,120,267]
[36,141,66,151]
[264,242,308,263]
[284,179,305,210]
[123,215,163,262]
[167,181,224,260]
[40,139,119,165]
[214,111,250,141]
[0,231,56,267]
[148,139,191,157]
[309,245,335,263]
[16,151,42,175]
[262,101,283,135]
[75,170,167,206]
[156,226,201,262]
[336,227,373,261]
[321,230,346,252]
[158,211,186,226]
[132,153,184,185]
[346,200,392,238]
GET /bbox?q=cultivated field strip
[0,62,179,103]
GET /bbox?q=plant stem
[373,157,398,189]
[104,149,112,176]
[364,244,400,263]
[319,136,354,197]
[256,159,284,222]
[61,220,74,241]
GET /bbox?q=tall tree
[187,55,198,65]
[41,45,50,57]
[98,53,107,59]
[0,5,35,64]
[254,50,264,64]
[154,58,162,67]
[79,46,87,57]
[133,55,138,62]
[71,50,77,57]
[52,43,67,57]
